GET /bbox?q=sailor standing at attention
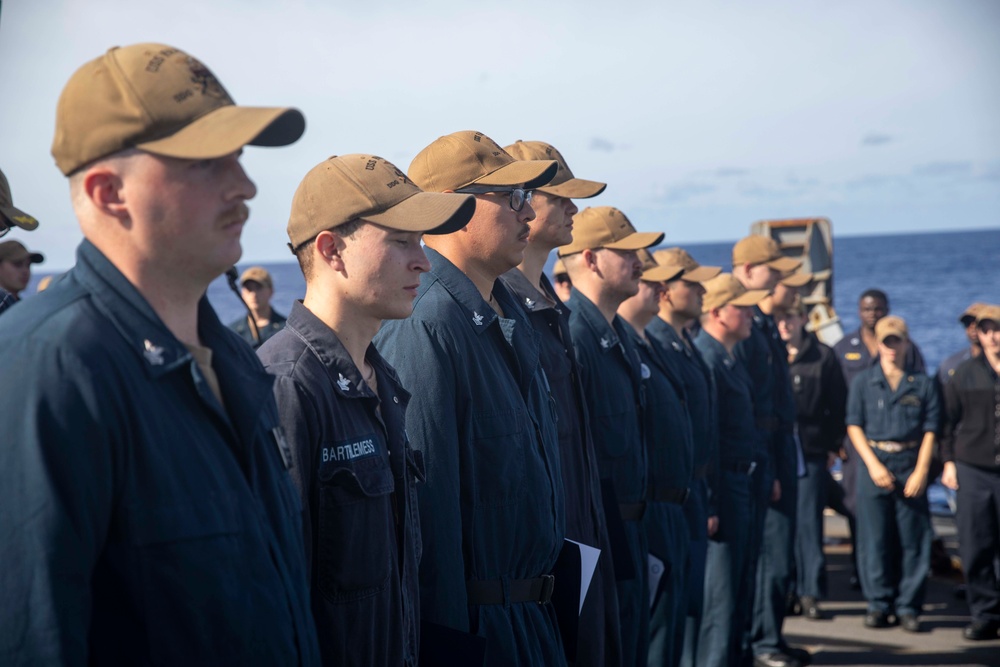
[0,43,319,664]
[846,315,939,633]
[559,206,663,667]
[375,131,567,667]
[646,247,722,667]
[257,155,475,666]
[693,274,768,667]
[500,140,624,667]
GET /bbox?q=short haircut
[292,218,366,281]
[859,288,889,306]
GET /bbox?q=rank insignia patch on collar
[472,311,484,326]
[600,337,611,350]
[337,373,351,392]
[524,297,536,309]
[143,339,165,366]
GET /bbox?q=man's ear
[581,248,599,272]
[84,168,129,223]
[315,230,348,273]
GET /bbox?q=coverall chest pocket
[318,455,395,602]
[471,408,526,507]
[592,399,633,459]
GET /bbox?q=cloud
[737,182,787,199]
[979,162,1000,182]
[714,167,748,178]
[589,137,616,152]
[912,161,973,177]
[658,182,717,203]
[862,133,893,146]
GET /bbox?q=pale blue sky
[1,0,998,269]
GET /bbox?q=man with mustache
[375,131,566,666]
[558,206,663,667]
[0,44,320,665]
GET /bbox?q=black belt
[619,502,647,521]
[720,460,756,474]
[466,575,555,605]
[693,463,709,480]
[651,486,690,505]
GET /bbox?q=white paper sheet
[566,539,601,615]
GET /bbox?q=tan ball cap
[503,140,606,199]
[0,240,44,264]
[652,247,721,283]
[239,266,272,289]
[51,43,306,176]
[558,206,663,256]
[732,235,801,272]
[0,168,39,231]
[288,155,476,250]
[875,315,909,342]
[975,304,1000,326]
[701,273,768,312]
[780,270,813,288]
[638,249,684,282]
[407,131,557,193]
[960,302,989,325]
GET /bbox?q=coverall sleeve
[921,377,942,436]
[939,376,962,463]
[270,375,319,574]
[824,351,849,446]
[376,320,469,632]
[0,348,118,666]
[845,373,867,428]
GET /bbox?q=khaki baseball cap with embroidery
[287,155,476,250]
[503,140,606,199]
[732,235,801,272]
[875,315,909,342]
[701,273,768,312]
[638,249,684,282]
[51,43,306,176]
[0,168,38,231]
[652,247,721,283]
[558,206,663,256]
[407,130,557,193]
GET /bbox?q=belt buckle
[747,461,757,476]
[538,574,555,605]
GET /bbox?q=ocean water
[206,227,999,374]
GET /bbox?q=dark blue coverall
[647,316,719,667]
[566,287,650,667]
[259,302,422,667]
[0,241,320,666]
[375,249,566,667]
[624,324,694,667]
[501,268,623,667]
[694,329,756,667]
[847,366,939,617]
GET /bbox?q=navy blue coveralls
[647,316,718,667]
[625,324,694,667]
[566,287,650,667]
[743,307,800,659]
[501,268,623,667]
[375,249,566,667]
[693,330,755,667]
[846,365,940,617]
[942,354,1000,626]
[0,241,320,666]
[258,302,423,667]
